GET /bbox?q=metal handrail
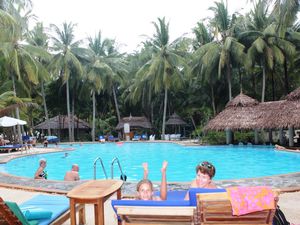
[111,157,124,179]
[93,157,108,180]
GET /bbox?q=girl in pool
[136,161,168,200]
[185,161,216,199]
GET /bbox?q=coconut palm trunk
[210,84,216,116]
[92,91,96,142]
[66,79,72,142]
[11,75,22,143]
[226,59,232,101]
[41,81,51,135]
[261,62,266,103]
[161,87,168,140]
[112,85,121,122]
[71,94,75,141]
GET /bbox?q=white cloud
[30,0,249,53]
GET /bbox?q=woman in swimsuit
[185,161,216,200]
[34,158,47,179]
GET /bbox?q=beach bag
[273,205,290,225]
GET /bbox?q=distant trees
[0,0,300,141]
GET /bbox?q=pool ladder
[93,157,126,181]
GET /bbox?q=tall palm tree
[134,17,189,139]
[0,6,40,142]
[85,31,123,141]
[208,0,245,101]
[49,22,83,142]
[271,0,299,94]
[27,22,52,134]
[241,0,295,102]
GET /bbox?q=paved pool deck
[0,144,300,195]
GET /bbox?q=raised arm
[142,162,149,179]
[160,161,168,200]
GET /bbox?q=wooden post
[279,128,284,145]
[225,128,233,144]
[268,129,273,144]
[288,126,294,147]
[254,129,259,144]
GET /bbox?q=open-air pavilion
[165,112,187,137]
[34,115,90,141]
[204,89,300,146]
[115,116,152,139]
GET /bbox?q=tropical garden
[0,0,300,143]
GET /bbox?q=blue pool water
[1,143,300,181]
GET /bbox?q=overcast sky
[30,0,249,53]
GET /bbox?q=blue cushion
[188,188,226,206]
[19,195,69,225]
[154,190,187,201]
[21,208,52,220]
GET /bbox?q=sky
[30,0,250,53]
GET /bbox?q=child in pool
[136,161,168,200]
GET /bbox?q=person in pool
[34,158,47,179]
[136,161,168,200]
[185,161,216,200]
[64,164,80,181]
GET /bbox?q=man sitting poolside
[64,164,80,181]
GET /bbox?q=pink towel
[226,186,275,216]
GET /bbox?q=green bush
[201,131,226,145]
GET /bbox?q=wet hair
[136,179,153,191]
[196,161,216,178]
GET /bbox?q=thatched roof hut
[34,115,90,130]
[286,87,300,101]
[116,116,152,130]
[204,89,300,131]
[204,93,260,131]
[226,93,259,107]
[165,112,187,126]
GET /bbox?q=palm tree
[85,31,123,141]
[0,6,40,142]
[27,22,52,135]
[208,0,245,101]
[49,22,83,142]
[241,0,296,102]
[134,17,189,139]
[271,0,299,94]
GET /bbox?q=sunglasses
[200,162,213,169]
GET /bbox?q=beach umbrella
[0,116,27,127]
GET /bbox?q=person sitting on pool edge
[64,164,80,181]
[185,161,217,200]
[136,161,168,200]
[34,158,47,179]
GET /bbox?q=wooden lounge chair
[113,191,195,225]
[116,206,195,225]
[195,191,278,225]
[0,195,85,225]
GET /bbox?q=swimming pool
[1,143,300,181]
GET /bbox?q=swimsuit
[39,170,47,179]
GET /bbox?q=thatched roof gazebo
[204,93,260,131]
[165,113,187,126]
[34,115,90,130]
[115,116,152,130]
[204,89,300,146]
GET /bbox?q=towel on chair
[226,186,275,216]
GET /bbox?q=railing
[93,157,108,180]
[111,157,126,180]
